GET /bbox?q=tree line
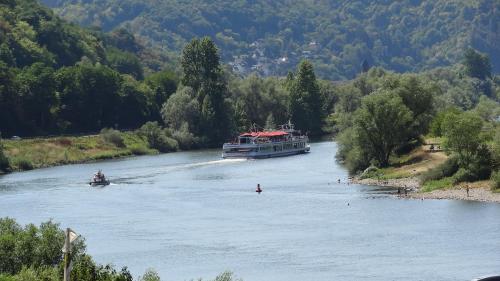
[334,48,500,189]
[0,1,328,146]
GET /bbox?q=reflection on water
[1,142,500,281]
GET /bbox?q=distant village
[226,39,321,77]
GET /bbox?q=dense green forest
[0,0,329,143]
[41,0,499,80]
[0,0,177,137]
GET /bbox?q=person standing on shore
[466,184,469,197]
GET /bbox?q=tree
[139,269,160,281]
[442,111,484,167]
[180,38,232,145]
[288,60,323,135]
[394,75,434,139]
[137,122,178,152]
[354,90,413,167]
[161,87,199,131]
[56,64,122,132]
[118,76,151,128]
[463,48,492,80]
[181,37,221,94]
[16,63,57,132]
[106,48,144,80]
[145,70,178,109]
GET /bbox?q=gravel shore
[352,177,500,203]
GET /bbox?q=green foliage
[0,135,10,172]
[139,269,160,281]
[100,128,125,148]
[463,48,492,80]
[442,111,484,167]
[473,95,500,122]
[429,107,461,137]
[354,90,413,167]
[161,87,199,131]
[171,123,197,150]
[213,271,241,281]
[128,145,150,156]
[491,170,500,191]
[11,157,33,171]
[288,60,324,135]
[44,0,500,80]
[420,157,459,183]
[228,75,288,128]
[137,122,178,152]
[0,218,69,275]
[106,47,143,80]
[0,218,136,281]
[0,0,173,137]
[421,177,454,192]
[180,37,233,145]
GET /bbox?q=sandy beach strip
[352,177,500,203]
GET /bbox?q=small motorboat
[89,170,110,186]
[89,178,110,186]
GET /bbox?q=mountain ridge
[42,0,499,80]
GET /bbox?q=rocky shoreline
[352,177,500,203]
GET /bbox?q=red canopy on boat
[240,131,289,137]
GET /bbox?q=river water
[1,142,499,281]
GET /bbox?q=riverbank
[2,133,157,172]
[351,146,500,203]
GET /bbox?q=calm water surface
[1,142,499,281]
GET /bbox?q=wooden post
[63,228,71,281]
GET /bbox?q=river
[1,141,499,281]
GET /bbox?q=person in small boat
[256,184,262,193]
[94,170,105,182]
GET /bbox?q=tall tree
[394,75,434,140]
[442,111,485,167]
[180,37,232,145]
[16,63,57,132]
[354,90,413,167]
[463,48,492,80]
[288,60,323,135]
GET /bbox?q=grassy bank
[3,132,156,171]
[356,140,499,198]
[359,144,448,181]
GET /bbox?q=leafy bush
[359,166,380,179]
[0,150,9,173]
[12,158,34,171]
[155,134,179,153]
[139,269,161,281]
[128,145,149,155]
[452,168,476,184]
[137,122,178,153]
[420,157,459,183]
[171,123,197,150]
[491,170,500,190]
[100,128,125,148]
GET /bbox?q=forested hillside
[42,0,499,80]
[0,0,177,136]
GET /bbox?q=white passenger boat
[222,122,310,159]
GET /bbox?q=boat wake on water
[103,158,247,185]
[180,158,247,169]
